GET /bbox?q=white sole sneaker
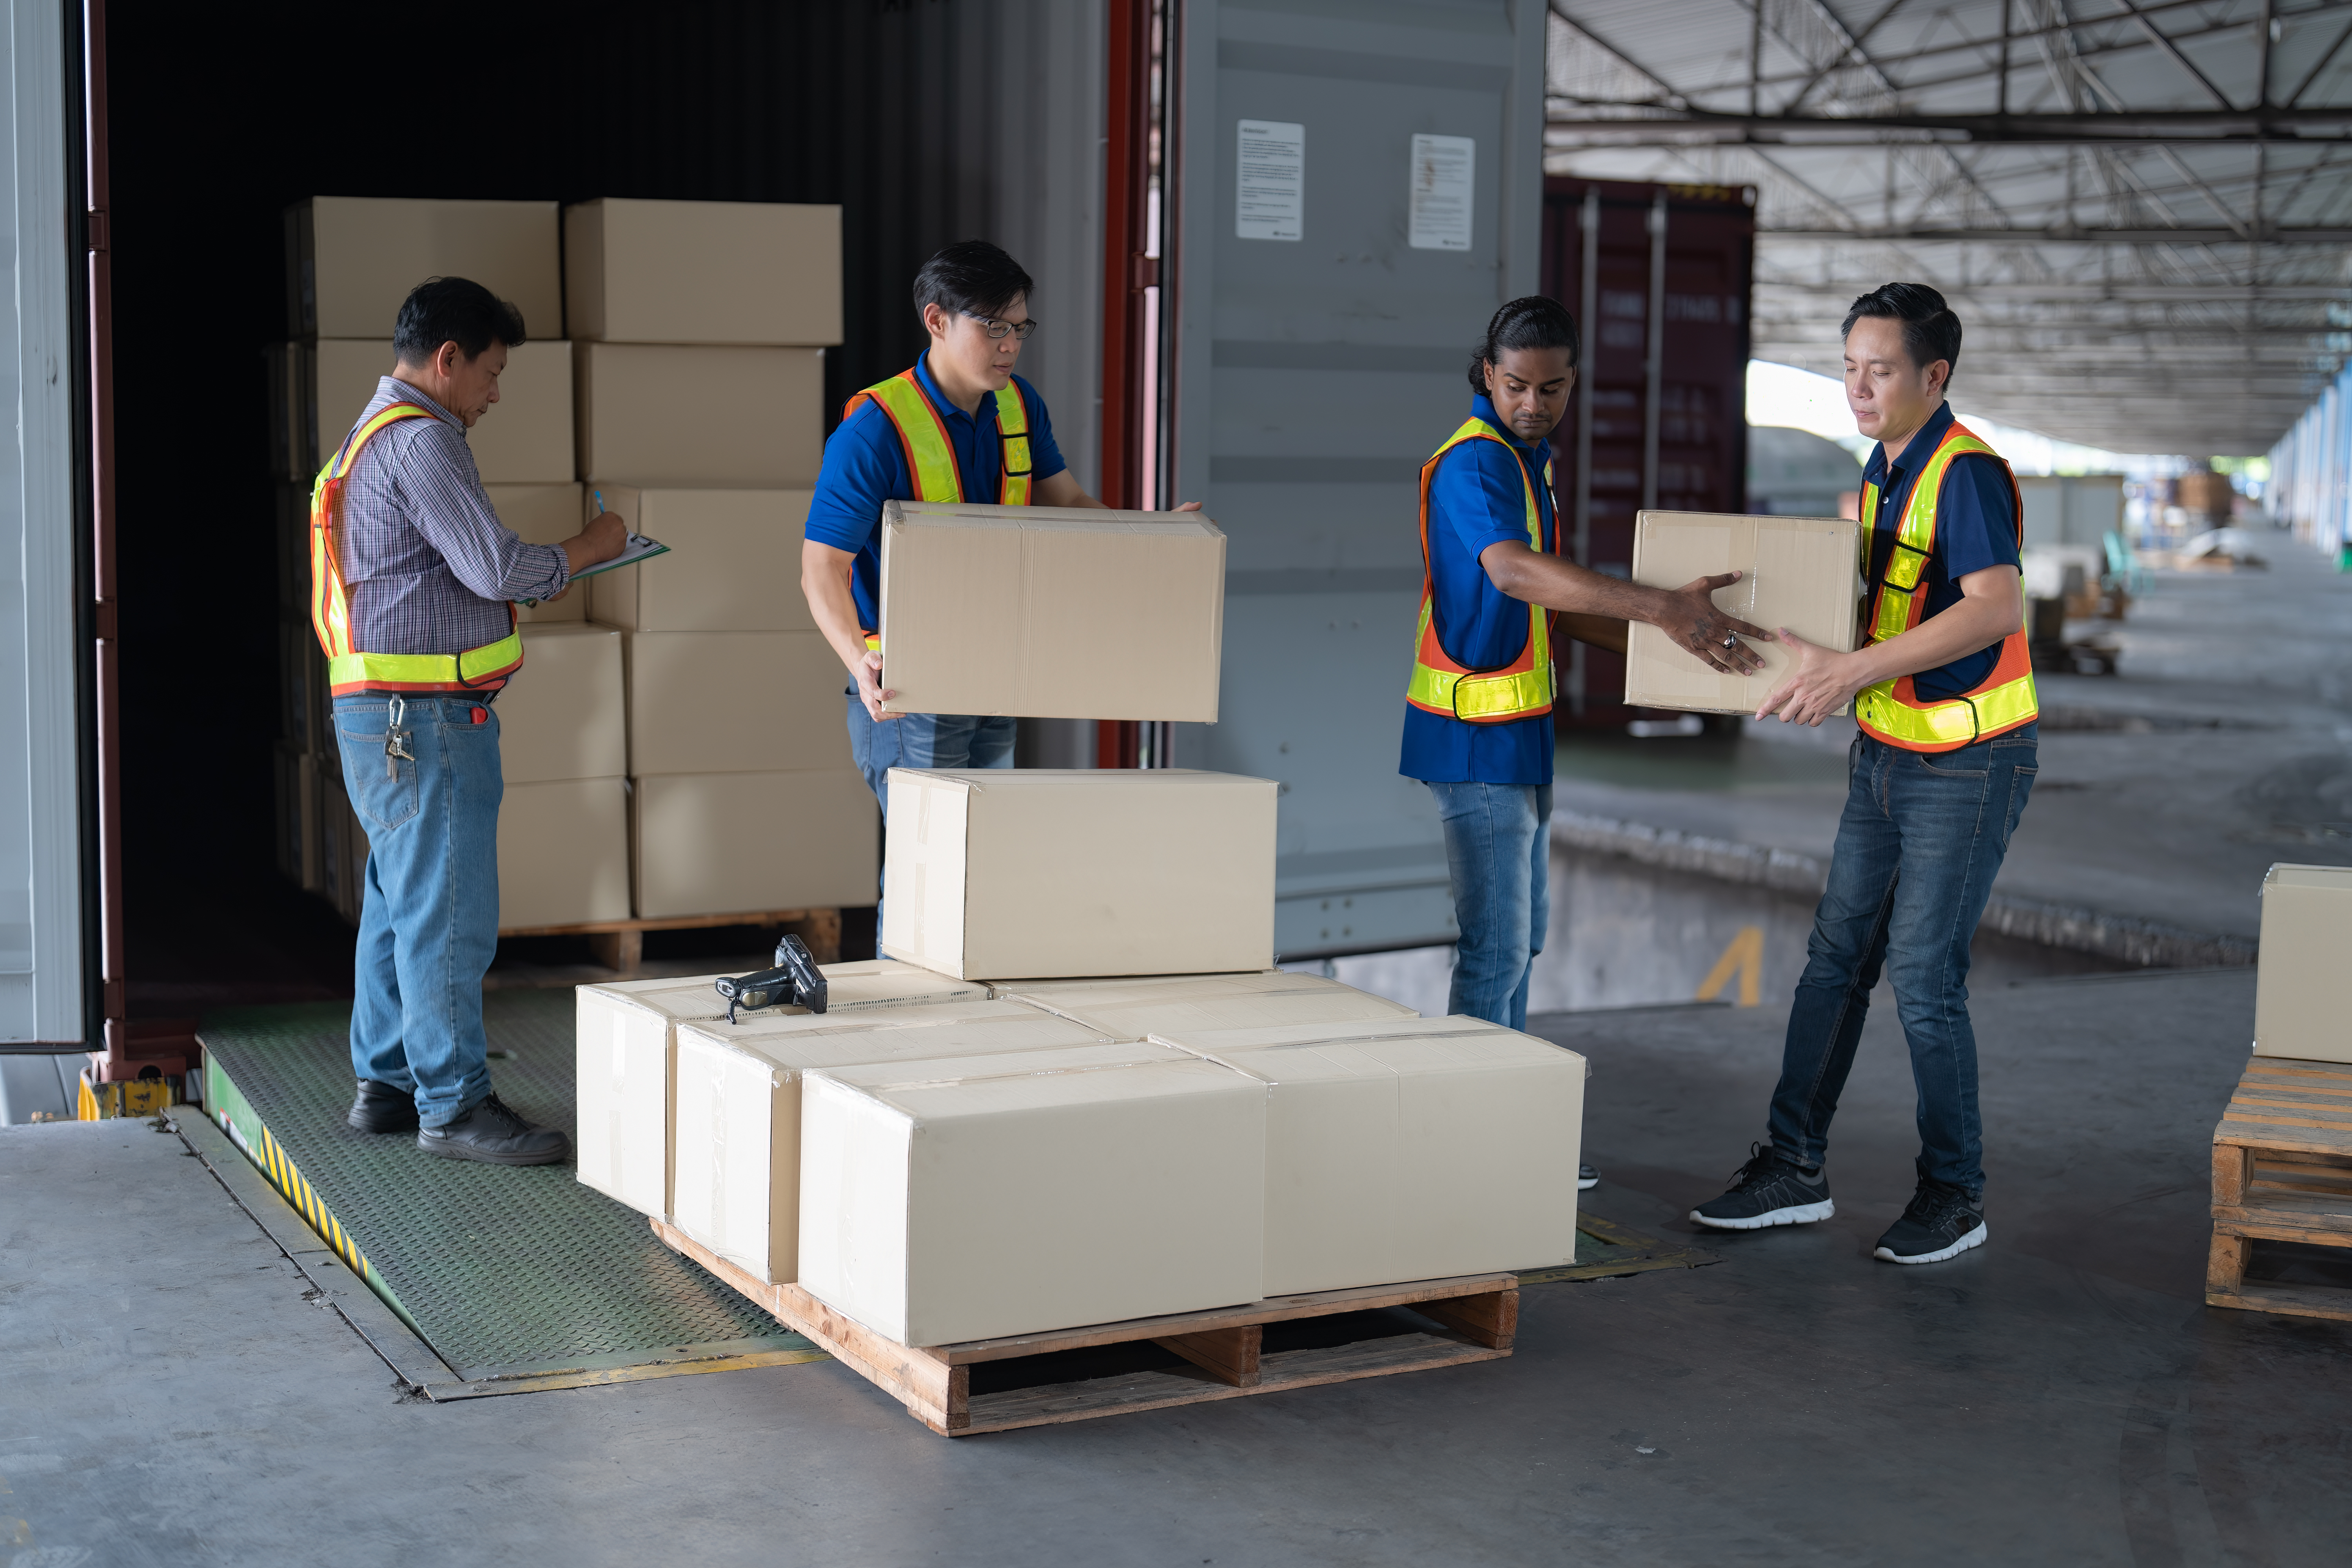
[1875,1219,1987,1265]
[1688,1198,1835,1230]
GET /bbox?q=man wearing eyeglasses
[802,240,1109,820]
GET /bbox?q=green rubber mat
[198,991,816,1384]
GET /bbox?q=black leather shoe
[416,1093,571,1166]
[347,1079,419,1133]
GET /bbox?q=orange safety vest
[1853,419,2039,752]
[1404,418,1556,724]
[840,367,1035,648]
[309,403,524,696]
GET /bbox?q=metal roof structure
[1541,0,2352,454]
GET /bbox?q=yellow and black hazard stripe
[249,1118,374,1284]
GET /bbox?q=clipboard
[518,534,668,606]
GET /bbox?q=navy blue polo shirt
[803,352,1068,632]
[1864,401,2022,702]
[1398,397,1556,786]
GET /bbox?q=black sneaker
[1690,1143,1834,1230]
[1578,1163,1600,1191]
[347,1079,419,1133]
[1874,1178,1986,1264]
[416,1093,571,1167]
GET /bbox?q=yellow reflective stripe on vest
[864,374,964,501]
[1856,668,2038,750]
[996,380,1032,505]
[1405,419,1553,722]
[327,629,524,693]
[1866,428,2003,642]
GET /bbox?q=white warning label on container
[1236,120,1305,241]
[1408,134,1475,251]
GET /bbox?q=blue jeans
[1767,726,2038,1196]
[844,697,1017,819]
[1427,781,1552,1031]
[334,694,504,1128]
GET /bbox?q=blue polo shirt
[803,352,1068,632]
[1398,397,1556,786]
[1864,401,2022,702]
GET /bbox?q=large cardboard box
[2254,864,2352,1063]
[310,339,575,485]
[573,343,824,486]
[587,488,818,632]
[1623,511,1862,716]
[289,197,562,341]
[1151,1016,1586,1295]
[633,770,877,920]
[497,624,625,784]
[485,483,590,624]
[877,501,1225,722]
[318,775,368,926]
[798,1043,1266,1345]
[998,971,1417,1041]
[497,778,630,931]
[670,1000,1111,1282]
[625,631,851,776]
[881,769,1277,980]
[575,961,990,1218]
[564,198,843,347]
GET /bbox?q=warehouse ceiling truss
[1542,0,2352,454]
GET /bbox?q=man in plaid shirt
[326,277,622,1164]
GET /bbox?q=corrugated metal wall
[105,0,1103,891]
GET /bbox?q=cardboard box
[275,486,308,617]
[670,1000,1110,1281]
[588,488,818,632]
[563,198,843,347]
[318,774,368,926]
[266,342,310,482]
[310,339,575,485]
[625,631,852,776]
[273,744,320,889]
[998,971,1417,1041]
[497,778,630,931]
[290,196,561,341]
[798,1043,1266,1344]
[1151,1016,1586,1294]
[575,962,992,1218]
[881,769,1277,980]
[573,342,824,486]
[632,770,877,920]
[1623,511,1862,716]
[486,483,589,624]
[279,621,320,756]
[499,624,625,784]
[877,501,1225,722]
[2254,864,2352,1063]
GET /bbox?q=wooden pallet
[652,1218,1514,1436]
[2207,1053,2352,1323]
[497,907,841,975]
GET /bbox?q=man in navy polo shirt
[802,242,1109,817]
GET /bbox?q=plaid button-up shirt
[334,376,569,655]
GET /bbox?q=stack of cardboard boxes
[575,504,1591,1351]
[270,195,871,935]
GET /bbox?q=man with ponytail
[1691,283,2035,1267]
[1403,296,1771,1191]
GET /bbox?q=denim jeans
[1426,781,1553,1031]
[844,697,1018,907]
[334,693,504,1128]
[1766,725,2038,1196]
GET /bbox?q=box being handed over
[1623,511,1862,716]
[876,500,1225,722]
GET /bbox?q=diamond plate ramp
[198,991,817,1388]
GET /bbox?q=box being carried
[797,1042,1267,1345]
[669,999,1114,1283]
[1149,1016,1586,1296]
[2254,864,2352,1064]
[876,500,1225,722]
[882,769,1277,981]
[1623,510,1862,716]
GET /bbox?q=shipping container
[1538,179,1755,730]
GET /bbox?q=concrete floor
[5,967,2346,1567]
[1549,547,2352,944]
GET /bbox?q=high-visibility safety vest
[309,403,524,697]
[1853,419,2039,752]
[1404,418,1556,724]
[840,367,1036,648]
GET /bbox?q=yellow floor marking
[1697,924,1764,1007]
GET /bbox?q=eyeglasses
[965,313,1038,341]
